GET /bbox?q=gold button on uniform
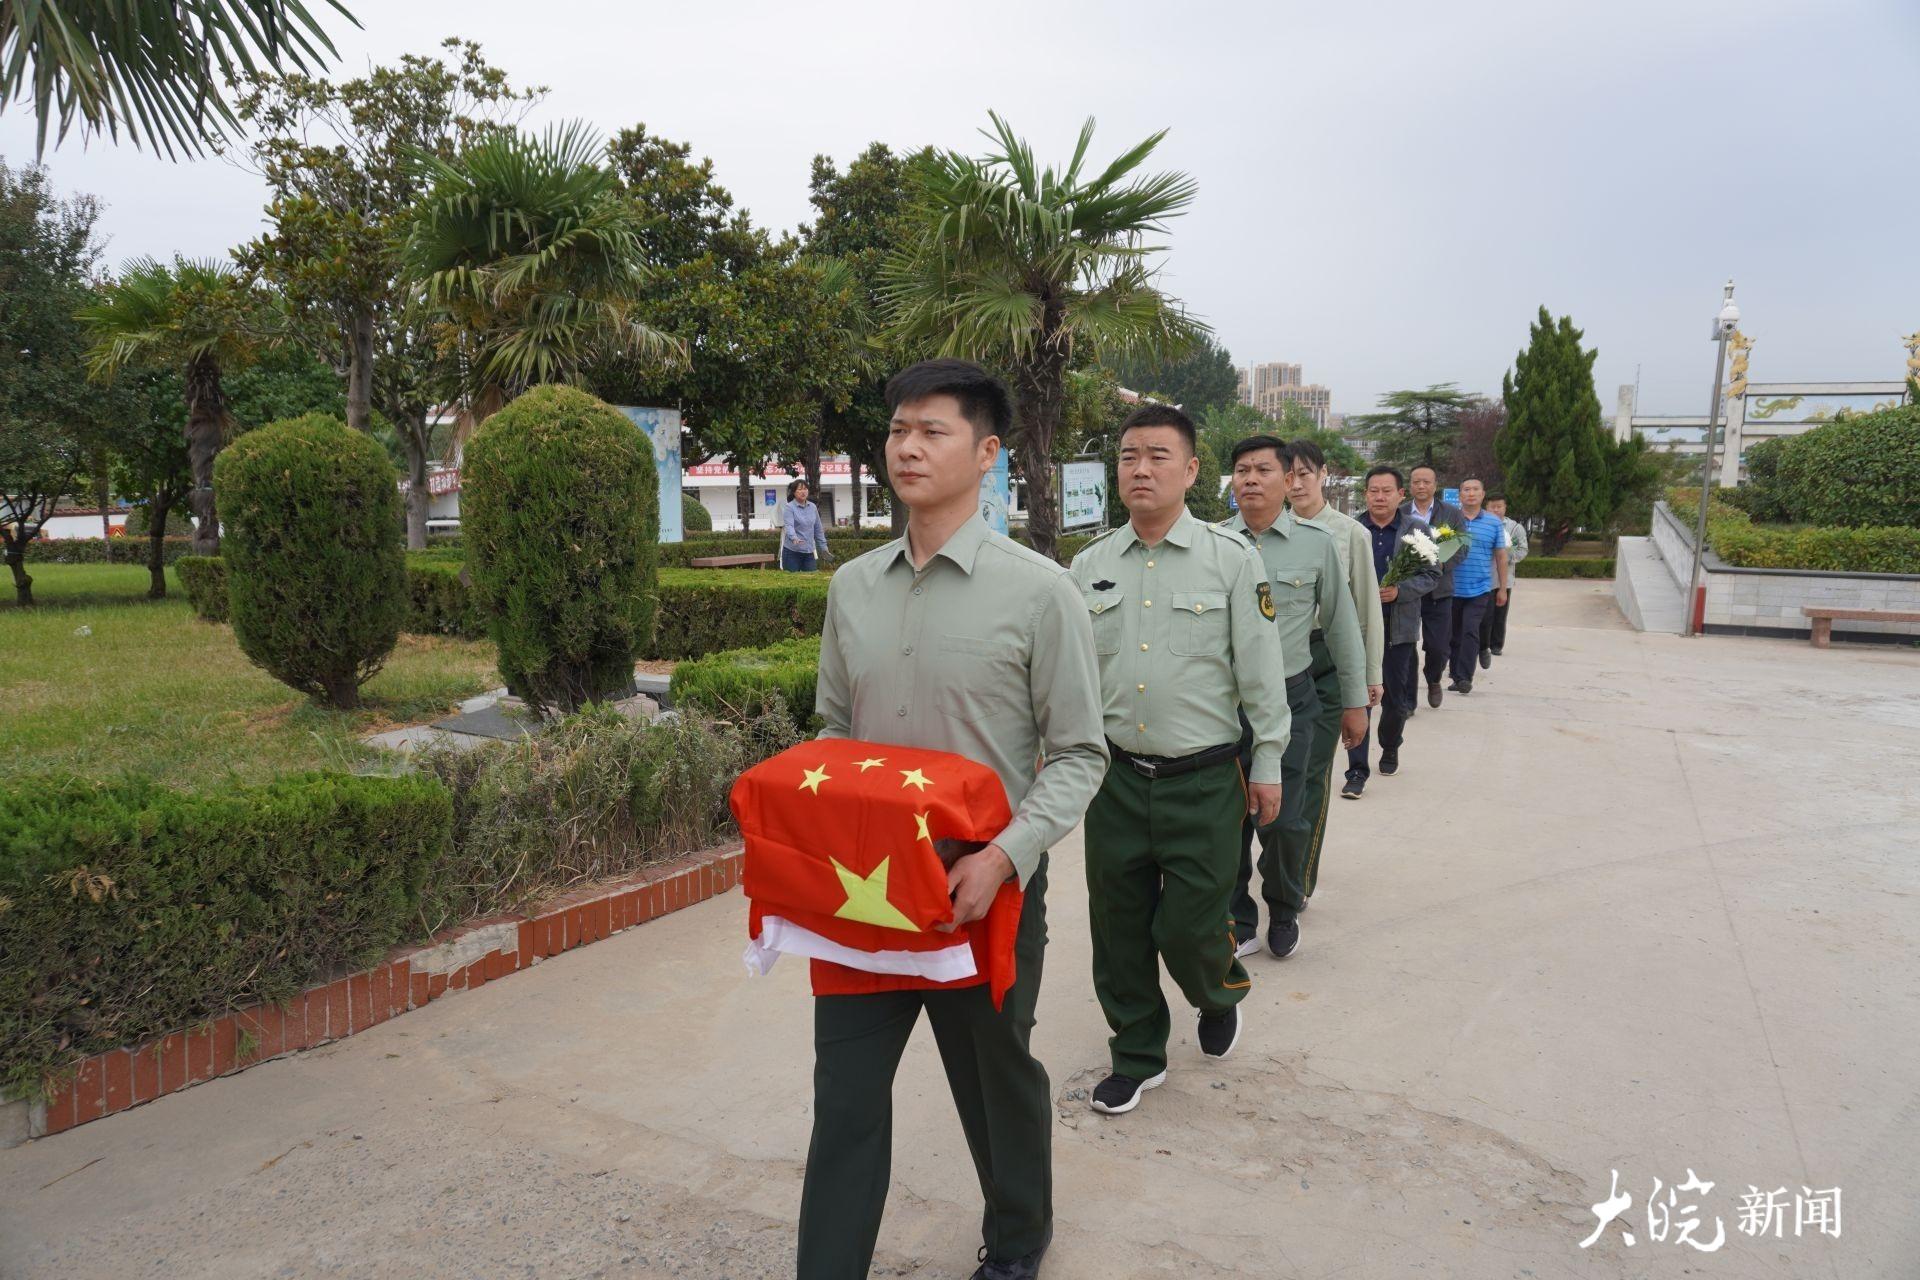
[1146,560,1155,568]
[1136,684,1145,692]
[1144,600,1152,607]
[1137,723,1146,732]
[1140,643,1149,651]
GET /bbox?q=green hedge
[650,568,832,659]
[1668,489,1920,575]
[24,537,196,565]
[1516,557,1615,579]
[176,556,229,622]
[669,637,821,732]
[1770,404,1920,528]
[406,560,485,638]
[681,493,712,532]
[0,772,452,1096]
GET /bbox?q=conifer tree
[1497,306,1612,554]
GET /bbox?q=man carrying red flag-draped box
[768,359,1106,1280]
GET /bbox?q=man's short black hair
[1118,403,1197,455]
[1487,490,1507,503]
[1459,476,1485,489]
[1230,434,1291,468]
[1409,463,1439,480]
[1288,439,1326,471]
[1364,464,1405,489]
[885,359,1012,442]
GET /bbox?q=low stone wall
[1651,502,1920,643]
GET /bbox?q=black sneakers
[1198,1006,1241,1060]
[970,1243,1048,1280]
[1340,773,1365,800]
[1427,680,1443,707]
[1380,748,1399,775]
[1090,1070,1166,1115]
[1268,916,1300,958]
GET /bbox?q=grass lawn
[1,564,499,787]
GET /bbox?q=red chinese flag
[730,739,1023,1008]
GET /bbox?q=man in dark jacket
[1401,465,1466,710]
[1352,465,1443,784]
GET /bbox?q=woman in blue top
[779,480,831,571]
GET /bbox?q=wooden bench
[688,553,778,569]
[1802,605,1920,648]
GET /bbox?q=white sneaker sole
[1090,1070,1167,1115]
[1233,935,1261,959]
[1198,1012,1242,1061]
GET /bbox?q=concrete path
[4,581,1916,1279]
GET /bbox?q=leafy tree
[399,121,682,438]
[801,142,933,531]
[1349,384,1472,475]
[588,125,835,531]
[109,372,192,597]
[1106,333,1238,413]
[80,256,279,555]
[0,0,355,157]
[886,113,1205,560]
[0,160,113,603]
[235,38,541,546]
[1448,397,1506,490]
[1496,307,1614,553]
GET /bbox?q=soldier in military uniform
[1069,404,1292,1117]
[804,360,1108,1280]
[1223,436,1368,960]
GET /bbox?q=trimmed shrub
[1516,556,1615,579]
[414,704,798,929]
[681,492,713,532]
[650,568,832,659]
[176,555,228,622]
[1666,490,1920,575]
[406,559,485,638]
[463,386,660,713]
[215,414,407,709]
[1772,404,1920,529]
[658,534,894,568]
[670,637,821,732]
[24,536,195,565]
[1731,437,1792,523]
[0,771,453,1095]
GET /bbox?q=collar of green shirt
[1222,508,1299,541]
[1110,507,1201,554]
[880,510,991,575]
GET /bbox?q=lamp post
[1684,280,1740,637]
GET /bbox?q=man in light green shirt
[1070,404,1291,1118]
[1286,441,1382,906]
[1223,435,1367,962]
[804,359,1107,1280]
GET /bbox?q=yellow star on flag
[914,812,932,843]
[855,757,886,772]
[899,768,932,792]
[799,765,831,794]
[830,857,920,931]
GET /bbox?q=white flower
[1403,530,1439,564]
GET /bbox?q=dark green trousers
[1085,757,1250,1081]
[1299,638,1345,900]
[1232,673,1319,934]
[796,863,1052,1279]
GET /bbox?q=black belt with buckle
[1108,739,1241,780]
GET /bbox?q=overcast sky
[5,0,1916,418]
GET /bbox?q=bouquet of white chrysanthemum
[1381,529,1440,589]
[1429,522,1469,564]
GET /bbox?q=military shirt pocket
[1272,567,1319,620]
[1170,590,1229,656]
[1084,589,1125,656]
[935,634,1021,723]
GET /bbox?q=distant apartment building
[1237,360,1333,428]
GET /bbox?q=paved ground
[4,580,1916,1280]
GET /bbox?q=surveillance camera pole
[1684,280,1738,637]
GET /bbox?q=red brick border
[18,846,743,1143]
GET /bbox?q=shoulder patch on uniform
[1257,580,1276,620]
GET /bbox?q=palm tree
[885,113,1206,560]
[81,257,271,555]
[0,0,356,158]
[399,122,683,445]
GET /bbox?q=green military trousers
[1084,757,1251,1081]
[1232,671,1319,935]
[1299,636,1345,901]
[796,863,1053,1280]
